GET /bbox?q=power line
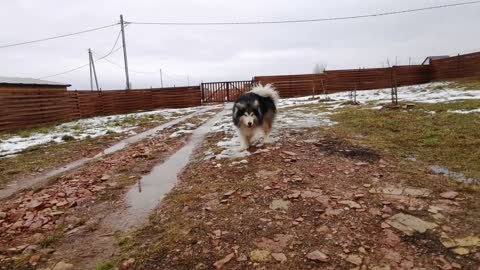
[37,44,123,79]
[91,50,157,74]
[37,63,90,80]
[0,23,119,49]
[126,1,480,26]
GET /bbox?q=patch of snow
[169,129,194,138]
[448,108,480,114]
[0,105,218,157]
[209,82,480,160]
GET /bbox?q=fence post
[200,83,204,105]
[226,82,230,102]
[312,80,316,99]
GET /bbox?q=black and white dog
[232,84,279,150]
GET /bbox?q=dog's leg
[262,118,273,144]
[239,127,251,151]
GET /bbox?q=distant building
[421,55,450,65]
[0,76,70,91]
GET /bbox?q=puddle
[430,165,478,184]
[0,109,212,200]
[109,110,227,230]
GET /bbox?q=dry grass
[330,99,480,181]
[0,135,123,189]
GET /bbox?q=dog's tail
[250,83,280,105]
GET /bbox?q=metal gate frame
[201,80,253,104]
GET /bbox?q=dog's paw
[263,136,273,144]
[239,144,249,151]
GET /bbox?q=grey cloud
[1,0,479,90]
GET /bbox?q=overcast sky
[1,0,479,90]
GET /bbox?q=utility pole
[120,14,131,90]
[89,49,93,91]
[160,69,164,88]
[88,48,100,91]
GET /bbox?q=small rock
[223,190,236,197]
[39,248,56,255]
[295,217,304,222]
[29,255,41,264]
[338,200,361,209]
[282,151,297,156]
[240,192,253,198]
[213,253,234,269]
[236,254,248,262]
[27,200,43,210]
[452,247,470,255]
[439,191,459,199]
[403,187,431,197]
[305,250,329,262]
[23,245,40,254]
[440,236,457,248]
[121,258,135,269]
[100,175,111,181]
[381,222,390,229]
[316,225,329,233]
[250,249,271,262]
[345,254,363,265]
[271,252,287,263]
[213,229,222,238]
[0,211,6,219]
[455,235,480,247]
[270,199,290,211]
[385,213,437,236]
[52,261,74,270]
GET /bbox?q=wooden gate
[201,80,253,103]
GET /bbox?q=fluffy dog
[232,84,279,150]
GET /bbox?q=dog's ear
[253,99,259,109]
[235,102,246,110]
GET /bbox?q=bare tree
[313,63,326,74]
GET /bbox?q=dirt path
[0,109,224,270]
[123,126,480,269]
[0,107,216,200]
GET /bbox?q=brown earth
[1,108,479,270]
[126,128,480,270]
[0,111,220,270]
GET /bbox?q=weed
[95,260,114,270]
[70,124,82,130]
[37,231,63,248]
[61,135,75,142]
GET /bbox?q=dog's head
[233,100,261,129]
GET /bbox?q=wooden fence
[1,51,480,132]
[254,52,480,98]
[254,65,432,98]
[0,86,200,132]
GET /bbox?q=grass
[37,230,64,248]
[95,260,114,270]
[428,79,480,91]
[0,126,56,140]
[61,134,75,141]
[0,135,121,189]
[330,99,480,180]
[111,114,166,128]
